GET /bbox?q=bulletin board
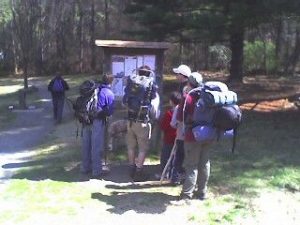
[111,55,156,98]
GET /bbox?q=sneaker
[133,168,148,182]
[170,180,181,186]
[154,173,162,180]
[170,193,192,205]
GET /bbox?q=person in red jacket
[159,91,182,180]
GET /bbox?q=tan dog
[108,119,127,138]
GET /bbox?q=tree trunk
[288,26,300,74]
[229,28,244,82]
[203,41,209,70]
[78,0,84,73]
[90,0,96,71]
[275,17,283,65]
[104,0,109,38]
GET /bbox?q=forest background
[0,0,300,88]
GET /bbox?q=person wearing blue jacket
[80,75,115,179]
[48,72,69,124]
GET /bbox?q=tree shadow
[91,191,176,215]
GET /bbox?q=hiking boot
[129,164,137,179]
[177,193,192,201]
[194,192,207,201]
[91,170,109,179]
[133,168,148,182]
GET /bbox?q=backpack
[123,74,156,122]
[73,80,98,125]
[191,81,242,152]
[52,78,64,92]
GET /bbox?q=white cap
[172,64,191,77]
[188,72,203,87]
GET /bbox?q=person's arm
[48,79,54,92]
[150,92,160,120]
[170,106,178,129]
[63,79,69,91]
[177,94,193,123]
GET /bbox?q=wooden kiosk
[95,40,170,100]
[95,40,170,151]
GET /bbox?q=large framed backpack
[123,73,156,122]
[73,80,99,125]
[191,81,242,153]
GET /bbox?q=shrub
[244,40,277,74]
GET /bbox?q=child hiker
[159,91,182,184]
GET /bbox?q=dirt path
[0,77,57,181]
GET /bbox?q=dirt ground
[0,76,299,225]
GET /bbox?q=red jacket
[160,109,177,145]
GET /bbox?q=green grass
[1,74,299,224]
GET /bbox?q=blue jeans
[81,119,105,176]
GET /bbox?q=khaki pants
[126,121,151,153]
[182,141,211,197]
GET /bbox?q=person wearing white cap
[176,71,211,201]
[172,64,191,95]
[169,64,192,184]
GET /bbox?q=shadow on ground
[91,191,176,214]
[6,160,162,184]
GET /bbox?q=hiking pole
[160,140,177,184]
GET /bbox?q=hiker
[48,72,69,124]
[123,65,160,182]
[172,64,192,94]
[166,64,192,184]
[177,71,211,200]
[158,91,182,185]
[75,75,115,179]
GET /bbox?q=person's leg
[81,125,92,173]
[176,140,185,173]
[126,121,137,177]
[195,144,210,199]
[135,122,151,169]
[171,139,184,183]
[133,122,151,182]
[91,119,105,176]
[181,142,201,198]
[56,95,65,123]
[52,95,58,121]
[160,143,173,173]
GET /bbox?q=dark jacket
[48,76,69,97]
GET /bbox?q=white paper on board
[112,61,124,78]
[143,55,156,70]
[125,56,137,77]
[111,78,124,96]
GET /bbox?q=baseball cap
[172,64,191,77]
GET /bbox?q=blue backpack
[52,78,64,92]
[123,74,156,122]
[191,81,242,152]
